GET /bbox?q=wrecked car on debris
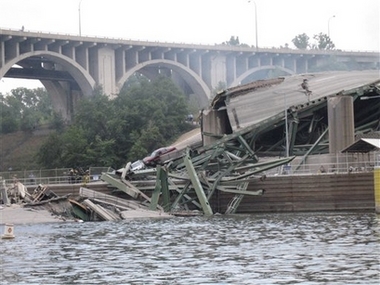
[142,146,177,166]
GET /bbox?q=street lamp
[79,0,83,36]
[248,0,258,50]
[328,15,335,38]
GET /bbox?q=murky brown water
[1,212,379,284]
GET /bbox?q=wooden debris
[31,185,49,202]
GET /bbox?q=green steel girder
[222,156,296,181]
[183,150,213,216]
[237,135,258,162]
[149,166,170,211]
[224,182,249,214]
[206,154,248,200]
[232,156,295,173]
[150,166,162,211]
[160,167,170,211]
[294,127,329,171]
[170,180,202,210]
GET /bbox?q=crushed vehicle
[130,160,145,172]
[142,146,177,166]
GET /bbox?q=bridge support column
[92,47,117,96]
[210,55,227,88]
[327,96,355,153]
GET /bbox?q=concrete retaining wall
[212,172,374,213]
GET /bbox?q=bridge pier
[327,95,355,153]
[91,47,117,96]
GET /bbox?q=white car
[130,160,145,172]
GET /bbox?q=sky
[0,0,379,93]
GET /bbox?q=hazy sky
[0,0,379,93]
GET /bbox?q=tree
[114,76,191,163]
[221,36,249,47]
[312,33,335,50]
[36,132,64,168]
[0,87,54,134]
[36,76,191,169]
[0,97,19,133]
[223,36,240,46]
[292,33,309,50]
[73,93,116,141]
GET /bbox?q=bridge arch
[230,65,295,87]
[117,59,211,107]
[1,51,95,120]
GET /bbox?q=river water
[1,212,379,285]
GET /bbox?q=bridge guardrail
[1,152,378,186]
[1,27,379,53]
[0,167,113,187]
[267,151,380,176]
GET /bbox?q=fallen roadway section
[94,144,295,217]
[7,71,377,221]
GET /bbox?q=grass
[0,128,52,171]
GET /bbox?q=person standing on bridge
[301,79,312,102]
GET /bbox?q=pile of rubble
[0,177,172,222]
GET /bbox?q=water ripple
[1,212,379,284]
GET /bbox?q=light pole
[248,1,258,50]
[78,0,83,36]
[328,15,335,38]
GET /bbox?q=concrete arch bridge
[0,28,379,120]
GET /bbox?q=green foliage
[114,76,191,163]
[292,32,335,51]
[20,108,39,132]
[73,94,115,140]
[0,102,19,133]
[187,94,202,117]
[292,33,310,49]
[0,87,54,134]
[223,36,240,46]
[36,76,191,169]
[221,36,250,47]
[35,132,64,168]
[50,112,65,131]
[312,33,335,50]
[59,126,89,167]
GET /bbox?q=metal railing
[268,151,380,176]
[0,167,114,187]
[1,152,379,186]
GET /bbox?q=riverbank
[0,204,67,225]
